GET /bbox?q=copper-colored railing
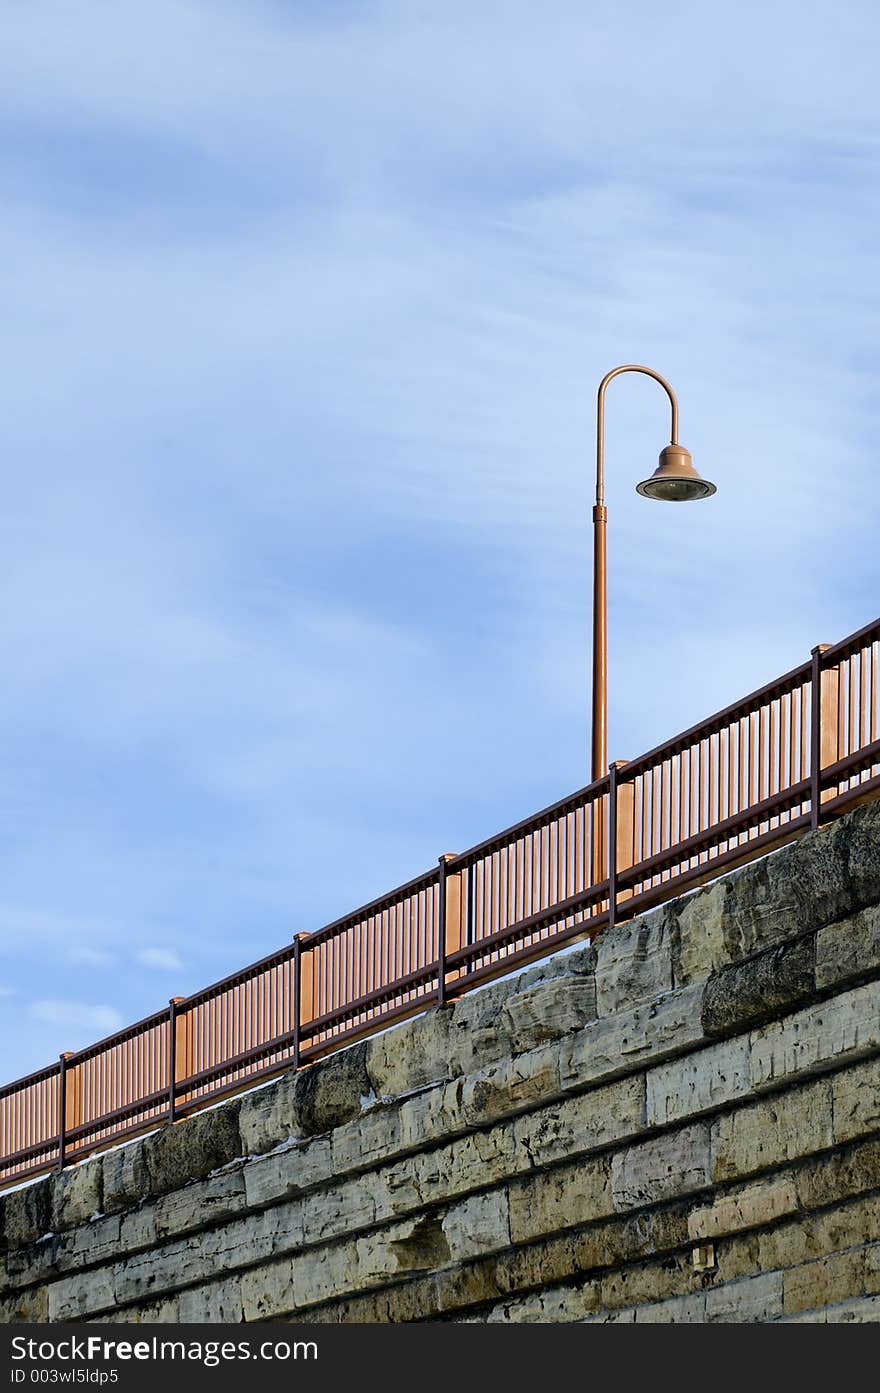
[2,617,879,1189]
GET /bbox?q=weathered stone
[295,1043,370,1136]
[237,1074,300,1155]
[633,1292,707,1323]
[143,1104,242,1196]
[558,985,705,1092]
[711,1077,833,1181]
[96,1295,180,1323]
[501,977,596,1053]
[795,1139,880,1210]
[719,813,854,956]
[49,1265,117,1321]
[0,1177,52,1251]
[51,1159,103,1232]
[509,1157,611,1243]
[783,1248,868,1315]
[442,1190,510,1263]
[595,906,673,1016]
[459,1045,560,1125]
[366,1009,452,1098]
[241,1256,297,1321]
[513,1074,644,1168]
[815,904,880,990]
[750,981,880,1089]
[178,1275,244,1322]
[611,1124,711,1211]
[688,1176,798,1241]
[704,1270,784,1322]
[702,938,815,1037]
[599,1252,699,1312]
[331,1101,402,1173]
[101,1142,151,1214]
[669,880,729,987]
[155,1168,246,1240]
[244,1136,332,1208]
[646,1037,751,1126]
[0,1284,49,1322]
[832,1054,880,1145]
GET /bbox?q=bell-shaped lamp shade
[636,444,716,502]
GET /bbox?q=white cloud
[67,945,116,968]
[135,948,183,973]
[29,1000,124,1035]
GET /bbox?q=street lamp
[591,364,716,782]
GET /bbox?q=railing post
[297,933,314,1058]
[57,1051,75,1172]
[437,853,462,1006]
[609,760,634,928]
[811,643,839,828]
[168,998,185,1123]
[292,935,302,1070]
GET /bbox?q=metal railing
[2,616,879,1189]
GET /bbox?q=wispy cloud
[29,1000,124,1036]
[135,948,183,973]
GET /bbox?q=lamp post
[591,364,716,783]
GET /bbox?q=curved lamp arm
[596,364,679,507]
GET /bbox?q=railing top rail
[0,1059,60,1101]
[67,1006,171,1068]
[821,615,880,665]
[623,657,812,780]
[449,772,611,871]
[303,864,440,949]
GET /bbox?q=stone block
[832,1055,880,1145]
[646,1037,751,1126]
[244,1136,332,1209]
[155,1168,246,1240]
[702,937,815,1037]
[558,985,705,1093]
[237,1074,300,1156]
[101,1142,151,1214]
[178,1275,244,1322]
[595,906,673,1016]
[501,976,596,1054]
[509,1157,611,1243]
[750,981,880,1090]
[815,904,880,991]
[704,1269,784,1322]
[293,1042,370,1137]
[442,1189,511,1264]
[365,1009,452,1099]
[513,1074,645,1169]
[458,1045,560,1127]
[142,1104,242,1196]
[796,1140,880,1210]
[688,1177,798,1241]
[783,1249,867,1316]
[670,880,730,987]
[51,1159,104,1232]
[241,1256,297,1321]
[710,1077,833,1182]
[633,1292,707,1322]
[0,1177,52,1252]
[611,1124,711,1211]
[719,814,853,957]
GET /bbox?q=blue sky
[0,1,878,1081]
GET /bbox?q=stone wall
[3,797,880,1324]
